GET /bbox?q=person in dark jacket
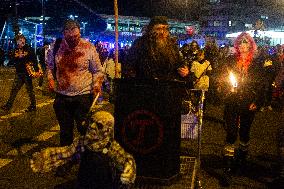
[1,34,39,112]
[256,47,277,112]
[122,16,189,81]
[217,32,264,186]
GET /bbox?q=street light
[42,0,46,42]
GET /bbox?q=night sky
[0,0,194,34]
[0,0,154,18]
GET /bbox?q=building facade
[198,0,284,42]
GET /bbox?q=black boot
[1,104,12,112]
[235,148,248,174]
[220,156,235,187]
[55,161,75,177]
[25,105,36,112]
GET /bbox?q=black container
[114,78,184,183]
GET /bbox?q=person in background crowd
[180,43,191,67]
[102,49,121,101]
[1,34,39,112]
[0,46,5,66]
[190,50,212,91]
[218,44,231,67]
[189,49,212,111]
[210,44,231,105]
[36,41,50,90]
[94,41,104,65]
[123,16,189,81]
[187,40,200,63]
[257,47,277,112]
[46,19,104,148]
[119,44,130,66]
[204,37,219,69]
[203,37,219,104]
[217,32,264,186]
[100,47,109,64]
[272,44,284,88]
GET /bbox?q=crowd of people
[0,16,283,188]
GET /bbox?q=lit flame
[229,72,237,88]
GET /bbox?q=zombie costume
[2,36,38,112]
[30,111,136,189]
[46,33,104,146]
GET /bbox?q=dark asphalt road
[0,67,282,189]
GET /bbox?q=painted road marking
[0,79,14,82]
[0,86,59,168]
[6,144,40,156]
[0,159,13,169]
[6,149,18,156]
[20,144,39,154]
[34,131,57,142]
[0,99,54,120]
[2,123,59,169]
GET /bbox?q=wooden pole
[114,0,119,78]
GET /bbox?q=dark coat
[217,55,264,109]
[123,35,186,81]
[10,45,38,75]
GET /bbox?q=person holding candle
[217,32,264,186]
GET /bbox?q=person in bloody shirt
[46,19,104,147]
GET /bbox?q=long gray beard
[156,40,174,57]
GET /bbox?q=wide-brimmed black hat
[148,16,168,28]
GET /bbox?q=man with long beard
[118,16,190,181]
[123,16,189,80]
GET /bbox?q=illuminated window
[213,21,221,27]
[209,0,220,3]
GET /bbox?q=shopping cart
[181,89,206,189]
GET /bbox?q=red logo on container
[122,109,164,155]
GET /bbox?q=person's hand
[249,103,257,111]
[178,66,189,77]
[48,79,55,92]
[120,162,136,184]
[93,85,102,96]
[30,148,67,173]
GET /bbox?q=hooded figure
[30,111,136,189]
[122,16,189,81]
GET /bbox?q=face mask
[65,34,80,48]
[17,39,25,48]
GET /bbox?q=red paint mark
[58,50,85,90]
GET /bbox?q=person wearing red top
[217,32,264,186]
